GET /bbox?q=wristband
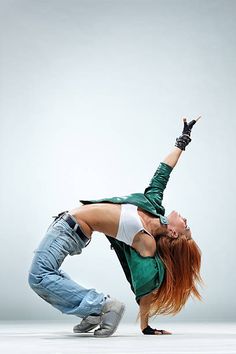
[175,134,191,151]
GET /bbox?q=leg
[28,217,105,318]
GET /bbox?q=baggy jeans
[28,216,106,318]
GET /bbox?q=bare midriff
[69,203,121,238]
[68,203,159,257]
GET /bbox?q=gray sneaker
[73,315,102,333]
[94,297,125,338]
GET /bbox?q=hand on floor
[142,325,172,335]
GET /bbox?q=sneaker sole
[73,316,102,333]
[73,323,100,333]
[94,304,125,338]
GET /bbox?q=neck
[153,223,168,238]
[138,208,168,237]
[144,217,168,238]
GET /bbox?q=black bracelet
[175,134,191,151]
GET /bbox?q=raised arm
[139,294,152,331]
[144,117,201,216]
[162,147,183,168]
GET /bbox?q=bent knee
[28,272,43,291]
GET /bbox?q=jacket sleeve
[144,162,173,206]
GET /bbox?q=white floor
[0,322,236,354]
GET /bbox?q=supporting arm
[139,293,152,331]
[139,293,172,335]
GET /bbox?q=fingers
[182,116,201,133]
[183,118,188,130]
[182,116,201,124]
[154,329,172,335]
[162,330,172,335]
[188,116,201,128]
[195,116,201,122]
[188,120,196,129]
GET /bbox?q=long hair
[148,233,203,318]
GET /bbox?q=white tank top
[116,204,154,246]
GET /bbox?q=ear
[167,226,178,239]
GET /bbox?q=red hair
[148,233,203,318]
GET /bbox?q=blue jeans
[28,216,106,318]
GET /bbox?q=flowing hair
[148,233,203,318]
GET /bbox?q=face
[167,210,191,237]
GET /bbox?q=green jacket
[80,162,173,302]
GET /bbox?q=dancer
[28,117,202,337]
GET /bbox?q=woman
[28,117,202,337]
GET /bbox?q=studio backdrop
[0,0,235,322]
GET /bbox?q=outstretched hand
[182,116,201,136]
[175,116,201,151]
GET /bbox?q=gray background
[0,0,235,323]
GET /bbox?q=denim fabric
[28,217,105,318]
